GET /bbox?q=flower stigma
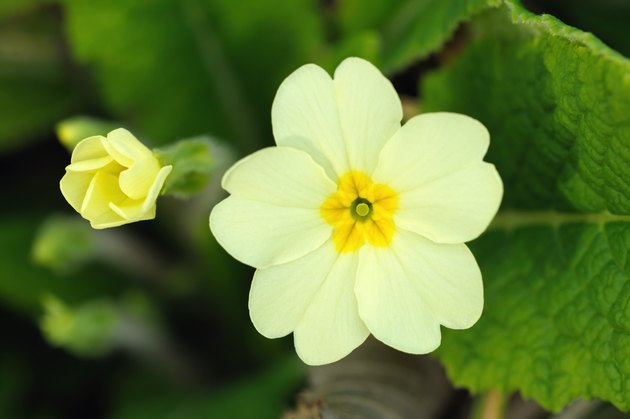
[320,171,398,253]
[353,200,371,218]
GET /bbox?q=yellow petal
[355,230,484,354]
[222,147,335,208]
[80,171,126,227]
[70,136,108,163]
[109,165,171,220]
[60,171,93,213]
[396,163,503,243]
[374,112,491,191]
[355,243,441,355]
[105,128,153,165]
[292,243,368,365]
[210,196,331,269]
[374,112,502,243]
[109,201,156,222]
[66,156,114,172]
[249,241,339,338]
[117,160,159,200]
[271,64,348,180]
[141,165,172,212]
[390,231,483,330]
[333,57,402,175]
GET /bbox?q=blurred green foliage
[338,0,502,73]
[0,0,629,417]
[0,1,82,152]
[41,295,119,357]
[32,215,97,274]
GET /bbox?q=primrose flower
[210,57,503,365]
[60,128,172,229]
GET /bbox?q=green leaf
[61,0,324,150]
[318,31,381,75]
[337,0,501,73]
[440,221,630,411]
[525,0,630,58]
[422,1,630,411]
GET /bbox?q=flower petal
[374,112,491,189]
[60,171,93,212]
[395,163,502,243]
[355,230,483,354]
[209,196,331,269]
[142,165,172,212]
[333,57,402,175]
[373,112,501,243]
[271,64,347,180]
[293,244,369,365]
[109,165,171,220]
[66,156,115,172]
[249,241,338,338]
[80,171,127,229]
[222,147,336,208]
[109,200,156,222]
[105,128,152,164]
[117,158,161,201]
[70,136,108,163]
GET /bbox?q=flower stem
[471,390,507,419]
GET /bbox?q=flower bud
[60,128,172,229]
[40,295,119,357]
[56,116,119,152]
[32,215,97,274]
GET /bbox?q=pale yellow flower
[210,58,503,365]
[60,128,172,229]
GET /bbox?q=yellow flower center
[320,171,398,253]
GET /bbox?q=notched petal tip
[333,56,381,77]
[219,147,277,191]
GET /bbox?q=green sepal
[154,137,214,198]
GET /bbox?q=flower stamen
[321,171,398,253]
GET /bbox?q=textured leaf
[525,0,630,58]
[442,222,630,411]
[337,0,501,73]
[422,1,630,411]
[61,0,323,150]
